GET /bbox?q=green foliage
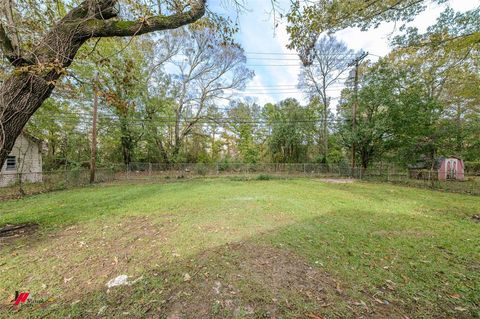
[337,32,480,168]
[26,99,90,170]
[15,0,479,171]
[393,7,480,54]
[256,174,272,180]
[226,101,262,163]
[264,99,317,163]
[286,0,446,53]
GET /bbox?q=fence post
[148,162,152,177]
[429,169,434,188]
[216,162,219,175]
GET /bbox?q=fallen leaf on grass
[97,305,108,315]
[335,281,343,293]
[449,293,461,299]
[454,306,467,312]
[385,279,396,291]
[306,313,324,319]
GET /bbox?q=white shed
[0,132,43,187]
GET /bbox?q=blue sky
[210,0,479,109]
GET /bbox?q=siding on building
[0,133,43,187]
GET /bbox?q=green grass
[0,178,479,318]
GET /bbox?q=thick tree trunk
[323,99,328,159]
[0,0,205,168]
[0,74,54,165]
[0,29,86,166]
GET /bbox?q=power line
[71,55,363,68]
[30,120,345,129]
[244,84,299,87]
[229,87,346,92]
[246,64,302,67]
[245,51,364,57]
[32,112,344,121]
[247,57,300,61]
[31,114,344,125]
[228,92,303,94]
[245,52,299,56]
[228,92,342,95]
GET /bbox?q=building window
[6,156,16,171]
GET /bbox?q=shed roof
[20,131,43,146]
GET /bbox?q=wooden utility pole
[348,52,368,177]
[90,73,99,184]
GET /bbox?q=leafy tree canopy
[286,0,479,61]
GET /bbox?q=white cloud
[231,0,477,107]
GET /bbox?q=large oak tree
[0,0,206,167]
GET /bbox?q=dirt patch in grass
[151,242,406,319]
[1,231,433,318]
[2,216,175,302]
[2,236,468,318]
[0,223,38,245]
[55,216,174,295]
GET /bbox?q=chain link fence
[124,162,355,179]
[0,168,116,199]
[1,162,479,199]
[361,166,480,195]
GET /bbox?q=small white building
[0,132,43,187]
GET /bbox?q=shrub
[256,174,273,181]
[196,164,208,176]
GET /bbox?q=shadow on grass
[0,180,211,229]
[1,179,479,318]
[3,211,478,319]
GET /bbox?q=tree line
[0,0,478,171]
[27,29,480,170]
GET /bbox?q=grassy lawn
[0,178,479,318]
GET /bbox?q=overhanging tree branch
[86,0,206,38]
[0,0,208,169]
